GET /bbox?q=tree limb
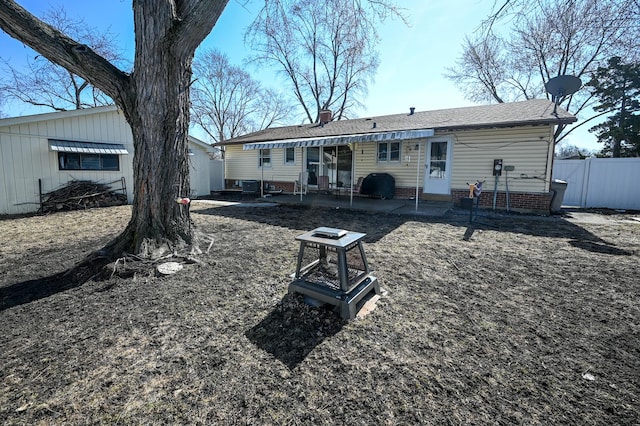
[173,0,230,54]
[0,0,131,103]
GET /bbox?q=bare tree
[191,49,292,143]
[0,6,126,111]
[554,142,595,158]
[0,0,228,268]
[446,34,508,104]
[446,0,640,143]
[245,0,403,123]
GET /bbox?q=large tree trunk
[108,3,196,257]
[111,72,194,257]
[0,0,229,261]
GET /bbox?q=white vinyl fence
[553,158,640,210]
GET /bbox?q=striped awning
[49,139,129,155]
[242,129,435,150]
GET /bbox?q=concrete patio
[263,193,453,217]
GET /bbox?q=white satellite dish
[545,75,582,115]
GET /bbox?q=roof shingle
[219,99,576,145]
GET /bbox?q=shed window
[377,141,401,162]
[58,152,120,171]
[259,149,271,168]
[285,147,295,164]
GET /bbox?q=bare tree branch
[447,0,640,143]
[191,49,292,143]
[0,0,131,103]
[0,5,126,110]
[173,0,229,54]
[245,0,401,123]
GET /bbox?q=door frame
[304,145,352,188]
[423,136,453,195]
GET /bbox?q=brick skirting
[451,189,552,215]
[395,186,422,198]
[382,185,552,215]
[225,179,295,193]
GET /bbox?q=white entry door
[424,138,452,195]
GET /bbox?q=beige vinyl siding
[225,144,303,182]
[227,142,426,186]
[448,126,554,193]
[224,124,555,194]
[351,139,428,187]
[225,145,258,181]
[352,126,554,193]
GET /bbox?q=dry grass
[0,202,639,425]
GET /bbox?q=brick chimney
[319,110,332,124]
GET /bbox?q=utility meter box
[493,159,503,176]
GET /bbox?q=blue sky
[0,0,595,149]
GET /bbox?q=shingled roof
[218,99,576,146]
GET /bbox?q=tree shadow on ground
[568,239,634,256]
[193,204,408,244]
[0,257,110,312]
[0,271,81,312]
[193,202,633,257]
[461,215,634,256]
[245,293,346,370]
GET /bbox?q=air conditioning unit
[241,180,259,194]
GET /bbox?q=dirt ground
[0,200,639,425]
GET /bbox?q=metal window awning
[242,129,435,150]
[49,140,129,155]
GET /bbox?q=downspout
[350,143,356,206]
[261,154,264,198]
[38,178,43,212]
[546,127,555,212]
[415,141,421,211]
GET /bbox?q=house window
[58,152,120,171]
[377,141,401,162]
[285,147,295,164]
[259,149,271,167]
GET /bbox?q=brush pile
[40,179,127,213]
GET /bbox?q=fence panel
[554,158,640,210]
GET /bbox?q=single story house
[217,99,576,214]
[0,105,214,215]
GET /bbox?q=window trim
[259,148,272,168]
[284,147,295,165]
[57,151,120,171]
[377,141,402,163]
